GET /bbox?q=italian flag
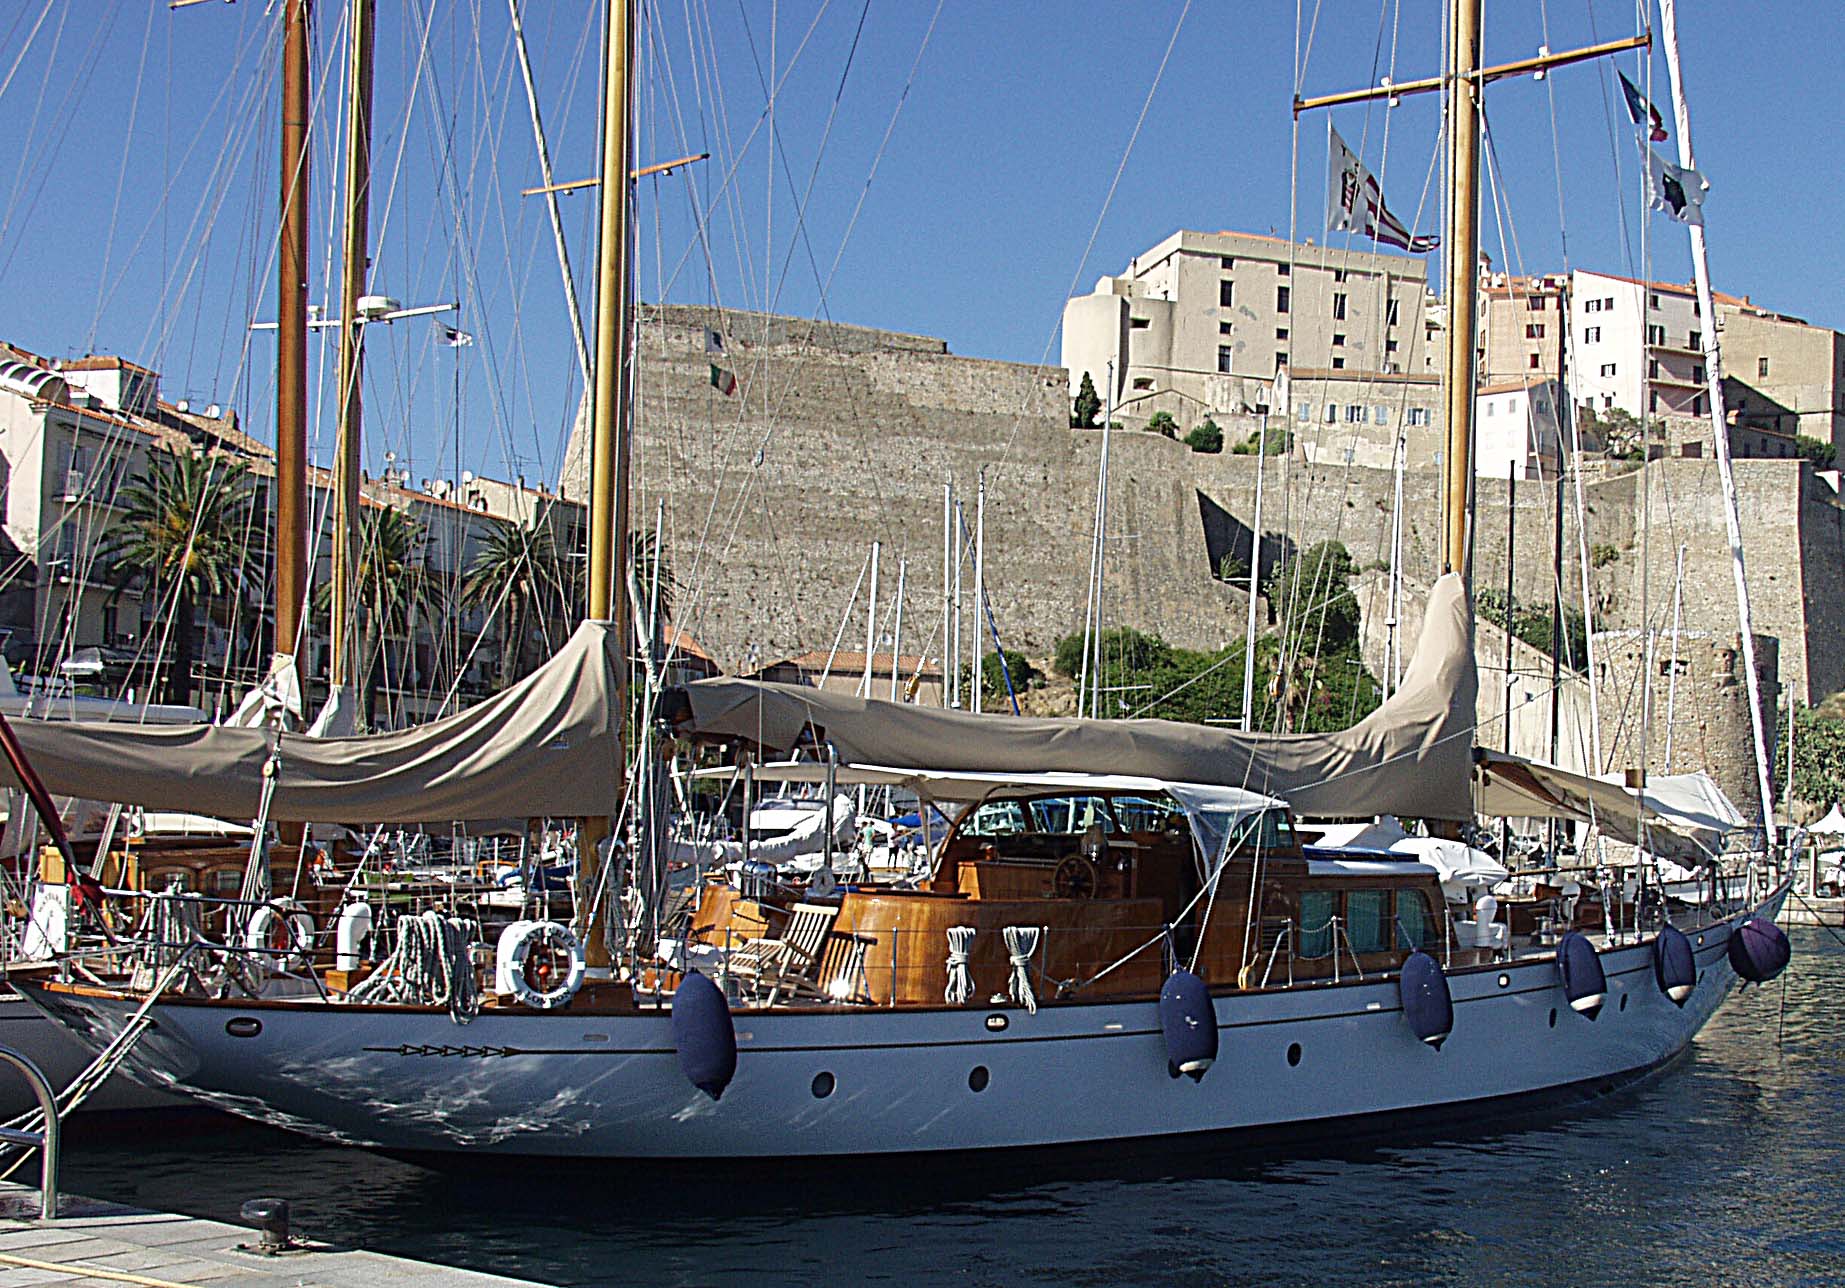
[708,363,737,396]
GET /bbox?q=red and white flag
[1327,125,1438,254]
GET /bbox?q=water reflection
[64,929,1844,1287]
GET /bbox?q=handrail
[0,1047,58,1220]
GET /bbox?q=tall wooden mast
[328,0,376,692]
[1294,13,1647,584]
[1441,0,1483,577]
[274,0,311,656]
[578,0,636,967]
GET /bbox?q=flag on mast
[438,323,474,347]
[1326,125,1438,254]
[708,363,737,396]
[1617,71,1669,143]
[1642,148,1708,226]
[704,326,726,356]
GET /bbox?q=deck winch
[1556,931,1607,1019]
[1398,950,1453,1048]
[1727,917,1790,984]
[672,971,738,1100]
[1159,969,1218,1081]
[1653,924,1697,1005]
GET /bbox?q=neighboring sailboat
[7,0,1795,1160]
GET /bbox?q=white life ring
[495,920,586,1010]
[244,899,316,971]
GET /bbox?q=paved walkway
[0,1185,544,1287]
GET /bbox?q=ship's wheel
[1052,853,1100,900]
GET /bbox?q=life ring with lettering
[496,920,587,1010]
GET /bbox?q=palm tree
[628,528,675,635]
[99,452,254,705]
[463,520,566,685]
[317,504,434,726]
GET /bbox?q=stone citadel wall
[564,307,1834,729]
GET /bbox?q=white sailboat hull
[0,991,179,1115]
[20,899,1776,1159]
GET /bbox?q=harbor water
[56,926,1844,1286]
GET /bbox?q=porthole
[1286,1042,1302,1067]
[225,1017,262,1039]
[1548,1008,1557,1029]
[1497,973,1511,989]
[984,1013,1009,1032]
[811,1071,835,1099]
[1696,934,1704,946]
[968,1066,990,1093]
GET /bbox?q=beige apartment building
[1716,306,1845,447]
[0,341,589,719]
[1480,274,1567,386]
[1062,229,1433,432]
[1478,270,1840,460]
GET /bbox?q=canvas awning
[1473,748,1747,860]
[676,574,1479,821]
[0,621,624,824]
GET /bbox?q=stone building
[1061,229,1433,433]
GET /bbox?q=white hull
[0,991,180,1115]
[21,899,1777,1159]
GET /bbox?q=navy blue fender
[1557,930,1607,1020]
[1653,923,1697,1006]
[1728,916,1791,984]
[1398,950,1454,1049]
[1160,969,1218,1081]
[672,971,738,1100]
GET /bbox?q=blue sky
[0,1,1837,490]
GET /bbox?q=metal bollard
[0,1046,59,1220]
[240,1198,291,1252]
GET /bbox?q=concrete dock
[1780,892,1845,928]
[0,1184,543,1287]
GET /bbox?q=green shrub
[1476,589,1589,670]
[1797,435,1837,470]
[980,649,1039,704]
[1590,542,1620,568]
[1146,411,1178,439]
[1266,540,1359,650]
[1185,418,1225,453]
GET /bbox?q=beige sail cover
[1472,748,1745,859]
[684,573,1479,820]
[0,621,622,823]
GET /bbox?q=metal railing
[0,1048,58,1221]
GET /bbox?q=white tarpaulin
[1306,815,1507,896]
[1809,805,1845,837]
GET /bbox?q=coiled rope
[349,910,480,1025]
[943,925,975,1005]
[1003,925,1039,1015]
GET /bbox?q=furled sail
[0,621,622,824]
[1473,749,1747,859]
[677,574,1479,821]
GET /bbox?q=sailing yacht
[4,0,1796,1158]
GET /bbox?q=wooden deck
[0,1184,543,1287]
